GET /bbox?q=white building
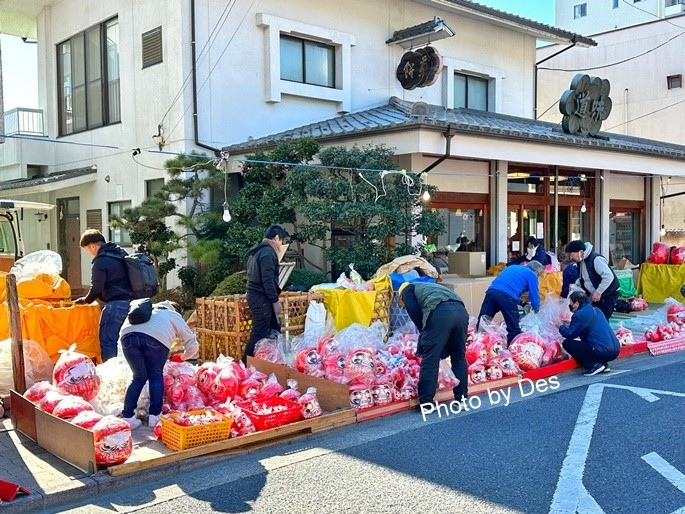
[1,0,685,287]
[538,11,685,246]
[555,0,685,34]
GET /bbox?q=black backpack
[100,252,159,299]
[127,298,153,324]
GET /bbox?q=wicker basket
[195,291,324,362]
[160,409,233,451]
[371,287,392,326]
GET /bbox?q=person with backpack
[565,240,619,320]
[559,291,620,376]
[74,229,132,362]
[119,300,198,429]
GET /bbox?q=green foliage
[285,268,329,291]
[212,271,247,296]
[284,143,444,279]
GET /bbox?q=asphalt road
[52,350,685,514]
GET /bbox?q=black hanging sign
[396,46,443,90]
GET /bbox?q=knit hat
[565,240,585,253]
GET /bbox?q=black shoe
[583,363,606,376]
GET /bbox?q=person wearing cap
[507,236,551,267]
[559,291,619,376]
[477,260,544,345]
[565,240,619,320]
[398,281,469,405]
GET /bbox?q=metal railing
[2,108,45,137]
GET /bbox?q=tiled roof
[0,167,97,191]
[442,0,596,47]
[223,97,685,160]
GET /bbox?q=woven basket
[195,291,324,362]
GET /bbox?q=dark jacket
[402,282,465,331]
[246,240,280,304]
[561,263,579,298]
[559,303,620,359]
[85,242,131,303]
[507,243,551,267]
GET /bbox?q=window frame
[108,200,132,246]
[667,74,682,89]
[280,34,335,88]
[257,13,356,112]
[574,3,588,18]
[57,16,120,136]
[454,72,489,111]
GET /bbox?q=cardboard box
[448,252,487,276]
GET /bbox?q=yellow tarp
[0,272,72,302]
[637,263,685,303]
[0,299,101,364]
[539,271,563,300]
[315,275,391,331]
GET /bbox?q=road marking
[550,384,685,513]
[642,452,685,495]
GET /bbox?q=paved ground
[0,337,676,513]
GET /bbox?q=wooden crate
[195,291,324,362]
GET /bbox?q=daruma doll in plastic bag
[647,242,669,264]
[53,344,101,401]
[71,410,103,430]
[52,395,94,419]
[298,387,322,419]
[92,415,133,466]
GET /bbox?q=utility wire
[159,0,238,127]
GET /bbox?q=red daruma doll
[298,387,322,419]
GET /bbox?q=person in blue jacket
[560,259,579,298]
[507,236,551,267]
[477,260,544,345]
[559,291,620,376]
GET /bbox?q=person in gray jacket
[399,281,469,405]
[566,240,619,320]
[119,301,198,428]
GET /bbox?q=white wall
[555,0,667,35]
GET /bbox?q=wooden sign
[396,46,443,90]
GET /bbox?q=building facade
[0,0,684,287]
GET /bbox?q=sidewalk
[0,416,228,513]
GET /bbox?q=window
[108,201,131,246]
[454,73,488,110]
[145,178,165,198]
[280,35,334,88]
[574,3,587,18]
[613,0,619,8]
[86,209,102,231]
[142,27,163,68]
[665,0,683,6]
[58,17,120,136]
[668,74,682,89]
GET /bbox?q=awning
[0,167,97,195]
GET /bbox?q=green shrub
[285,268,329,291]
[212,271,248,296]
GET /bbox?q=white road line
[642,452,685,494]
[549,383,606,514]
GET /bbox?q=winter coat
[246,240,281,304]
[559,303,620,359]
[85,242,131,303]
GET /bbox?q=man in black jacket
[75,229,132,362]
[243,225,287,363]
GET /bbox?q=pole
[7,274,26,393]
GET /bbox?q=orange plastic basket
[160,409,233,451]
[237,397,302,431]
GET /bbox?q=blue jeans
[121,332,169,417]
[100,300,130,361]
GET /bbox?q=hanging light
[222,202,232,223]
[455,208,462,216]
[580,201,587,213]
[478,209,483,217]
[660,225,667,237]
[422,190,431,201]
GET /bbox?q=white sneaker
[148,414,160,427]
[122,415,142,429]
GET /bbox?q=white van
[0,200,55,272]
